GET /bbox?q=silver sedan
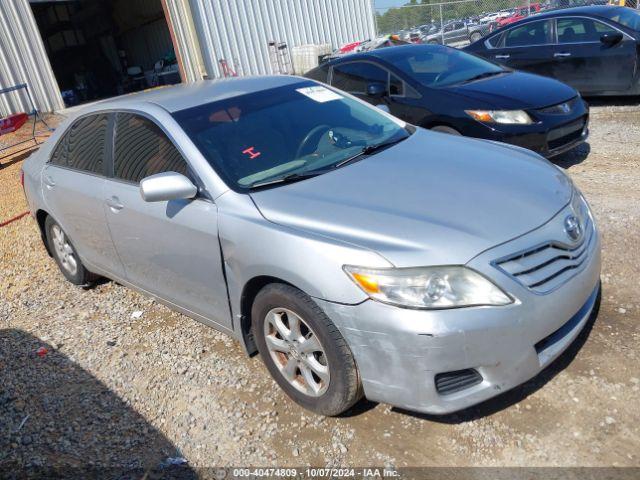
[22,76,601,416]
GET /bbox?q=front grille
[435,369,483,395]
[494,217,594,294]
[547,118,586,151]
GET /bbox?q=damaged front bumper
[315,206,602,415]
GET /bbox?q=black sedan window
[332,62,388,94]
[504,20,551,47]
[390,46,504,87]
[557,18,617,43]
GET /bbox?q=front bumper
[316,205,601,414]
[464,101,589,158]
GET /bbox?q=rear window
[50,114,108,175]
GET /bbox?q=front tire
[252,283,362,416]
[45,216,97,286]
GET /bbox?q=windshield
[389,45,506,87]
[600,7,640,32]
[172,81,409,190]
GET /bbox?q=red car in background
[491,3,542,31]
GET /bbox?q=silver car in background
[22,76,601,416]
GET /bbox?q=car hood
[250,129,572,267]
[444,71,577,110]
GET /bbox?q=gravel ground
[1,102,639,472]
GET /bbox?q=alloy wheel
[263,307,330,397]
[51,224,78,276]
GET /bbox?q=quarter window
[331,62,388,94]
[557,18,617,43]
[504,20,551,47]
[113,113,188,184]
[50,114,108,175]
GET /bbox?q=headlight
[465,109,534,125]
[343,265,512,309]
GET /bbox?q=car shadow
[552,142,591,169]
[0,328,197,479]
[390,288,601,424]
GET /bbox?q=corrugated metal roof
[188,0,377,78]
[0,0,64,116]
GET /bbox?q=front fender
[216,192,391,333]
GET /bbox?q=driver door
[552,17,635,94]
[103,112,232,331]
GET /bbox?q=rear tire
[45,216,98,286]
[470,32,482,43]
[252,283,362,416]
[431,125,461,135]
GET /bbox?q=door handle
[554,52,572,58]
[106,196,124,212]
[44,175,55,188]
[494,54,510,59]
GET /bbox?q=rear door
[41,113,122,275]
[551,16,635,93]
[103,112,232,330]
[489,19,554,77]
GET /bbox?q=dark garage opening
[30,0,181,108]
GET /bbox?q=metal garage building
[0,0,376,116]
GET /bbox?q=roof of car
[511,5,625,21]
[87,75,307,113]
[328,44,448,63]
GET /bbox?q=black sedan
[305,44,588,158]
[465,6,640,96]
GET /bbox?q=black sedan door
[488,19,555,78]
[551,17,636,94]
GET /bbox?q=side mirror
[366,82,387,98]
[600,32,623,46]
[139,172,197,202]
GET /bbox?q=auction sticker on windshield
[296,85,343,103]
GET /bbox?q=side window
[557,18,615,43]
[113,113,188,184]
[305,64,330,83]
[504,20,550,47]
[389,72,404,96]
[487,33,503,48]
[50,114,108,175]
[331,62,388,94]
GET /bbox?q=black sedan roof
[480,6,638,40]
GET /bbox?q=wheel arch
[35,209,53,257]
[239,275,297,355]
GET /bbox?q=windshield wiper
[247,170,328,190]
[333,136,408,169]
[460,70,507,84]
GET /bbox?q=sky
[373,0,409,13]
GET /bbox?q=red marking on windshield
[242,147,261,159]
